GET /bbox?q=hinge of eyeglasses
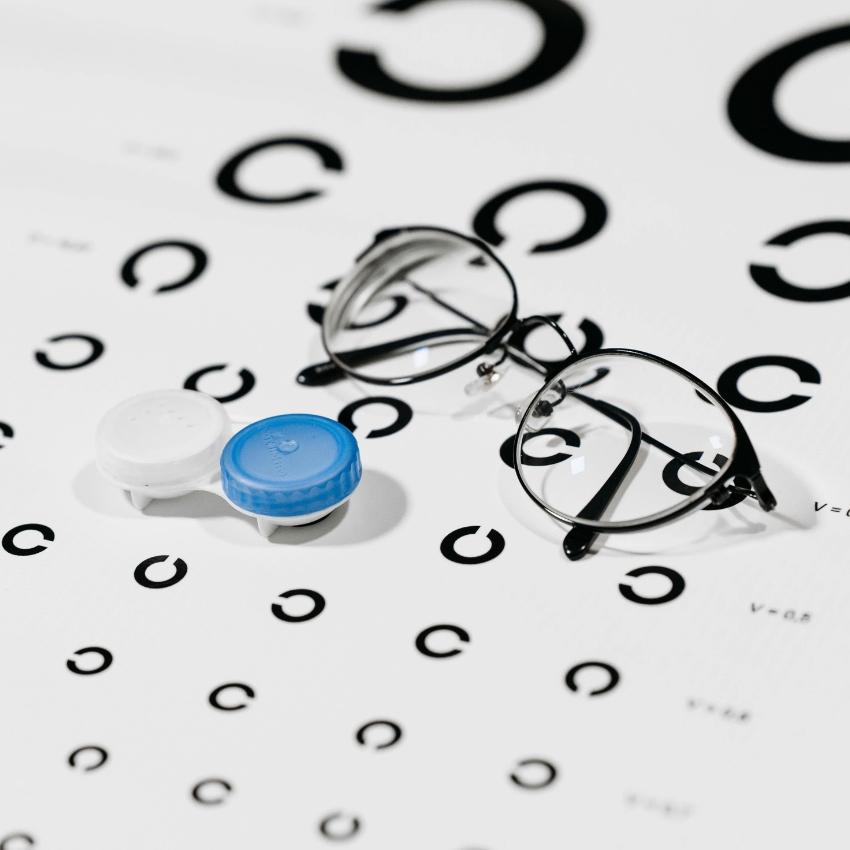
[710,481,758,506]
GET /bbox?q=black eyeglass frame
[317,225,521,386]
[304,225,777,557]
[514,348,776,532]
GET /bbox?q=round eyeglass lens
[515,353,738,530]
[322,229,516,382]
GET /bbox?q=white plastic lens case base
[94,389,350,537]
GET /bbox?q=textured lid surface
[95,390,231,489]
[220,414,361,517]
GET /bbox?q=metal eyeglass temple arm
[561,399,643,560]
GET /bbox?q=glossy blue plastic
[220,414,361,517]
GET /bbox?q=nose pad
[464,362,509,396]
[516,379,567,431]
[515,395,553,432]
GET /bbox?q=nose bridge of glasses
[509,315,578,362]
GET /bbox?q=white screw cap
[95,389,231,491]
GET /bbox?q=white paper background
[1,1,849,847]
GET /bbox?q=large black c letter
[337,0,584,103]
[728,24,850,162]
[473,180,606,252]
[216,137,343,203]
[717,356,820,412]
[751,221,850,302]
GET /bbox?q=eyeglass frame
[299,225,777,558]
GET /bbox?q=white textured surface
[95,389,231,489]
[0,2,848,848]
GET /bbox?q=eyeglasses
[298,226,776,559]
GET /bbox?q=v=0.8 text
[751,603,810,623]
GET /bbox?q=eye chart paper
[1,1,850,848]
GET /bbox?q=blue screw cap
[220,414,361,517]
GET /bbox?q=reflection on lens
[515,353,737,530]
[323,228,516,382]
